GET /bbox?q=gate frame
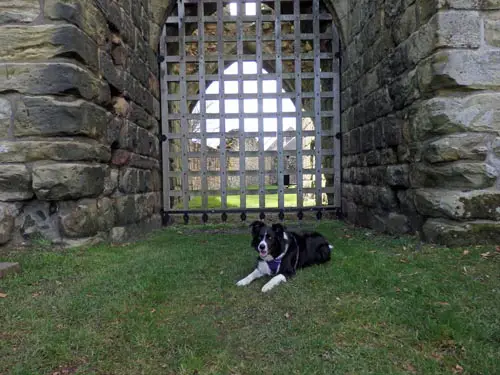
[159,0,342,222]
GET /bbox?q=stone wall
[0,0,162,247]
[1,0,499,247]
[338,0,500,245]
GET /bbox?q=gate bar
[256,0,265,209]
[313,0,322,207]
[198,1,209,209]
[237,0,246,209]
[294,0,303,208]
[217,0,228,209]
[274,0,285,208]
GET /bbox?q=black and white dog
[236,221,333,293]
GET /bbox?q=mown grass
[177,185,316,209]
[1,221,499,375]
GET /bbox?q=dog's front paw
[236,278,249,286]
[261,274,286,293]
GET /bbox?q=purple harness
[266,258,282,275]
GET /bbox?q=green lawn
[1,221,499,374]
[179,185,317,209]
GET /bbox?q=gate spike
[297,210,304,221]
[183,212,189,224]
[221,212,228,222]
[259,212,265,220]
[316,210,323,221]
[278,210,285,221]
[202,212,208,224]
[240,212,247,222]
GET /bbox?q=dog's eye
[266,235,272,240]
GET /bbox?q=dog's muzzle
[258,242,268,256]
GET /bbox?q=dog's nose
[259,244,265,250]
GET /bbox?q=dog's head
[249,221,286,260]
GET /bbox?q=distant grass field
[1,221,499,374]
[178,184,317,209]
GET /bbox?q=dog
[236,221,333,293]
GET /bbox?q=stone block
[410,162,497,189]
[110,214,161,243]
[423,218,500,246]
[103,168,119,196]
[0,97,12,137]
[14,96,110,140]
[0,164,33,201]
[14,201,61,243]
[386,213,411,235]
[32,163,107,200]
[435,11,481,49]
[113,194,136,225]
[414,188,500,221]
[0,1,41,25]
[386,164,410,187]
[485,11,500,47]
[0,63,110,105]
[0,262,20,278]
[129,101,156,130]
[0,140,110,163]
[44,0,108,45]
[0,24,98,70]
[59,197,115,238]
[0,203,17,244]
[99,50,125,93]
[424,49,500,91]
[410,94,500,142]
[422,133,492,163]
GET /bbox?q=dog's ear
[271,223,285,237]
[249,220,265,236]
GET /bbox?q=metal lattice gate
[160,0,341,222]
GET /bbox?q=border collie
[236,221,333,293]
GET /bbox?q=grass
[178,185,317,209]
[1,221,499,374]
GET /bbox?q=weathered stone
[103,168,119,196]
[44,0,108,45]
[14,201,61,244]
[59,198,115,238]
[113,194,136,225]
[0,262,21,278]
[386,213,411,234]
[410,94,500,142]
[423,133,492,163]
[110,214,161,243]
[0,97,12,137]
[0,25,98,70]
[99,50,126,93]
[113,97,130,117]
[129,101,156,130]
[424,49,500,91]
[0,63,110,105]
[14,96,110,140]
[0,164,33,201]
[485,11,500,47]
[0,140,110,163]
[386,164,410,187]
[435,11,481,49]
[414,189,500,221]
[62,232,108,248]
[0,1,41,25]
[32,163,106,200]
[0,203,17,244]
[423,218,500,246]
[410,162,497,189]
